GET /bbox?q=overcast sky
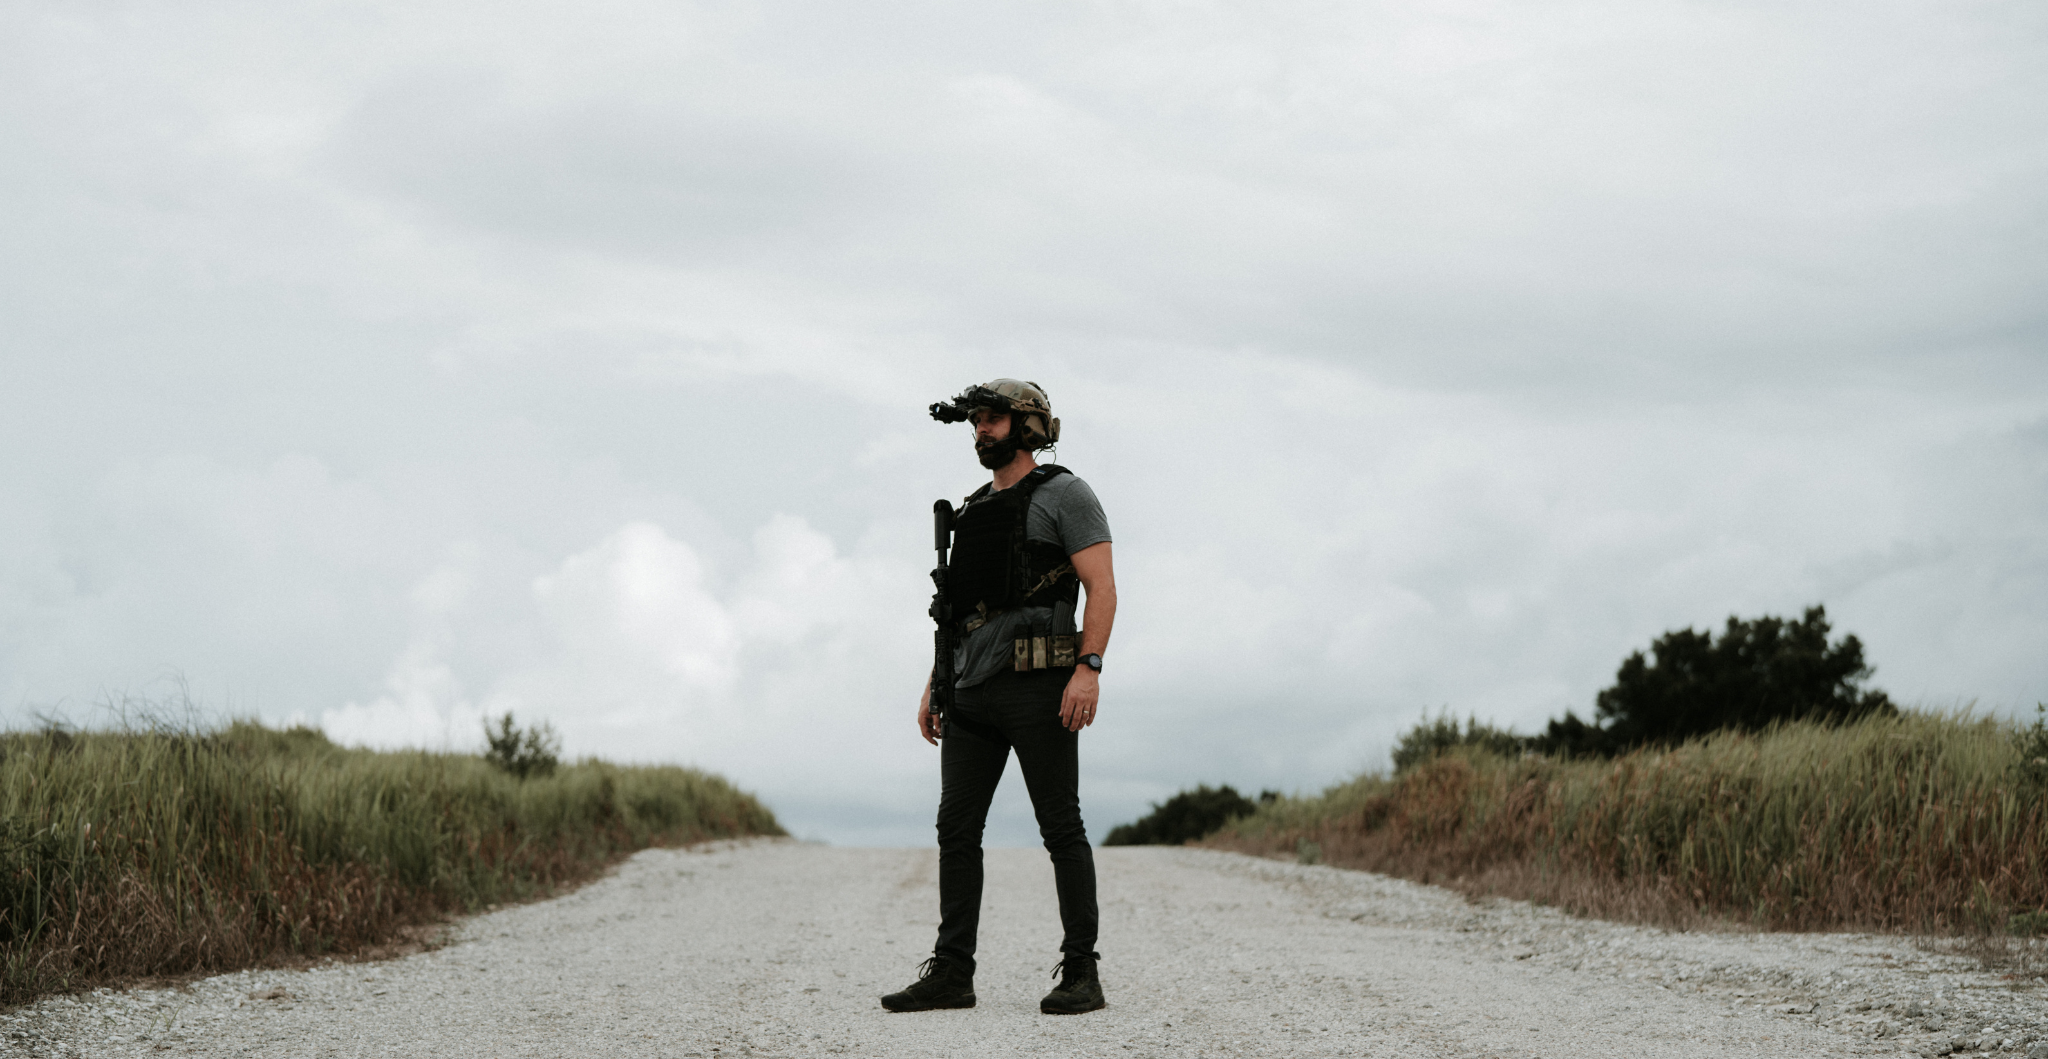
[4,0,2045,846]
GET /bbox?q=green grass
[0,720,782,1006]
[1210,709,2048,935]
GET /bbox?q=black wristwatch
[1079,653,1104,672]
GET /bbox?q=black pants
[934,667,1099,973]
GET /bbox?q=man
[881,379,1117,1016]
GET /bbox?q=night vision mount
[927,385,1007,424]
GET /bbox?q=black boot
[880,956,976,1012]
[1039,954,1105,1014]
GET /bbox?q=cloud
[316,515,938,841]
[317,641,483,753]
[533,522,741,697]
[320,547,487,750]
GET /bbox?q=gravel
[9,839,2046,1057]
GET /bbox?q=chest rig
[947,464,1081,671]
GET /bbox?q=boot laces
[916,956,955,982]
[1049,955,1091,988]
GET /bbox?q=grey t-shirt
[951,471,1112,690]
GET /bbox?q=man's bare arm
[1060,541,1115,731]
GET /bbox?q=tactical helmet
[928,378,1061,450]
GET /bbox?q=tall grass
[0,721,782,1006]
[1209,710,2048,934]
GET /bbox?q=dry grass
[0,721,782,1006]
[1208,711,2048,937]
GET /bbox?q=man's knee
[1036,813,1088,851]
[936,810,989,849]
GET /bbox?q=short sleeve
[1045,475,1111,557]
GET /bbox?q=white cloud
[383,515,936,839]
[321,547,487,750]
[318,640,484,753]
[534,521,741,694]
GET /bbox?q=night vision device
[927,378,1061,449]
[927,385,1008,424]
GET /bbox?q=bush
[1103,784,1269,846]
[1392,712,1529,772]
[1538,605,1894,756]
[484,712,561,779]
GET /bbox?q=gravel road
[11,840,2047,1058]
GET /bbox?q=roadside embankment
[0,721,782,1006]
[1209,710,2048,941]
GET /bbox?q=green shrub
[1539,606,1895,757]
[484,712,562,779]
[1392,711,1529,772]
[1103,784,1268,846]
[2018,704,2048,790]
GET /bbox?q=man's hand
[1060,667,1100,731]
[918,679,941,746]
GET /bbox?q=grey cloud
[327,72,888,260]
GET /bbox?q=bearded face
[973,410,1024,469]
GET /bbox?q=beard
[975,430,1025,469]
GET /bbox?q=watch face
[1081,654,1103,671]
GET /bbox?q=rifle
[928,499,958,733]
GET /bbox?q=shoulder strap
[962,464,1069,507]
[1009,464,1071,497]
